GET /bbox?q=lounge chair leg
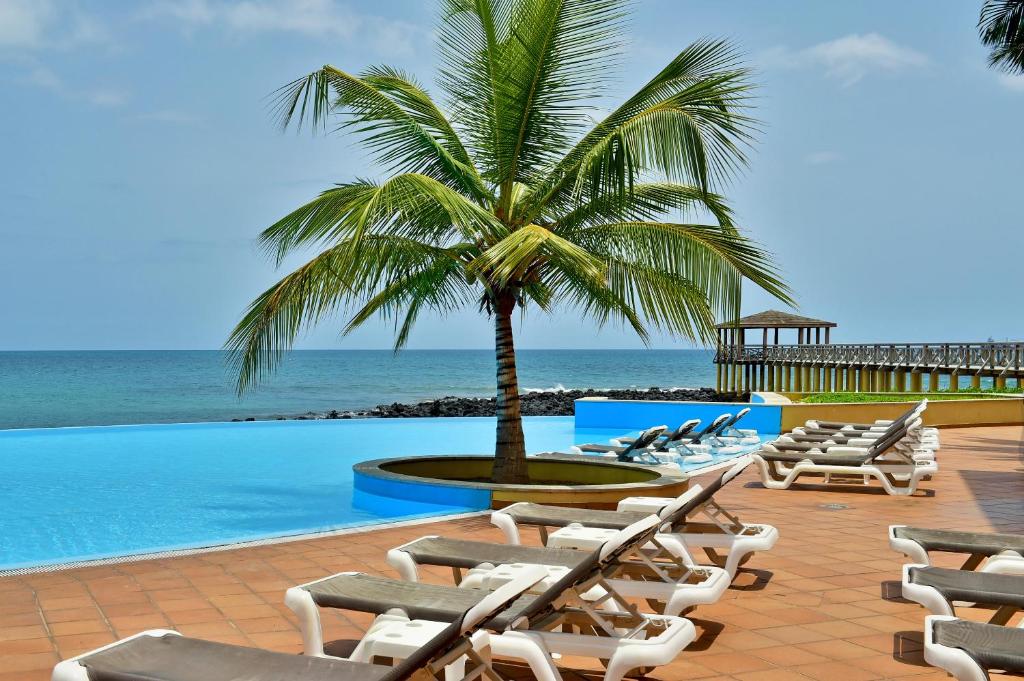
[284,587,324,657]
[490,510,521,545]
[491,632,563,681]
[387,549,421,582]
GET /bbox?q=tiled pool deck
[2,425,1022,680]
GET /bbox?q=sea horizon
[0,349,717,430]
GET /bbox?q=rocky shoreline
[232,387,746,422]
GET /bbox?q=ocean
[0,349,716,429]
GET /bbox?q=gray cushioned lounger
[812,403,921,431]
[895,527,1024,556]
[909,567,1024,608]
[498,467,729,533]
[77,633,399,681]
[398,537,587,570]
[758,448,878,467]
[500,504,651,530]
[933,618,1024,673]
[308,551,604,637]
[303,573,538,631]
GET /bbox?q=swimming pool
[0,416,770,572]
[0,416,633,571]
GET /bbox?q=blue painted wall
[574,399,782,434]
[353,469,492,509]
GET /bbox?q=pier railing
[713,341,1024,392]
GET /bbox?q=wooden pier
[714,311,1024,393]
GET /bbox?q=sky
[1,0,1021,351]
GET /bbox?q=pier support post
[793,365,803,392]
[783,364,791,392]
[910,371,923,393]
[971,374,981,390]
[856,367,866,392]
[949,371,959,392]
[895,369,908,393]
[995,375,1007,390]
[929,371,939,392]
[846,366,856,391]
[876,369,888,392]
[823,367,833,392]
[810,366,820,392]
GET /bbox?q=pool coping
[0,509,490,578]
[354,453,687,492]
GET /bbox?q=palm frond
[520,39,756,222]
[271,66,488,198]
[436,0,512,181]
[493,0,627,199]
[227,236,471,391]
[573,221,792,323]
[343,255,476,350]
[469,223,604,287]
[979,0,1024,73]
[258,174,505,263]
[554,182,734,233]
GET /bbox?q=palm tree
[226,0,790,484]
[979,0,1024,74]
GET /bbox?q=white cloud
[0,0,54,48]
[137,109,202,124]
[804,151,843,165]
[87,89,129,107]
[762,33,928,87]
[144,0,419,55]
[0,0,107,50]
[997,72,1024,92]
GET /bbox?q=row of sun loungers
[569,409,759,465]
[55,459,781,681]
[750,399,941,496]
[890,525,1024,680]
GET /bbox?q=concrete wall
[779,397,1024,431]
[574,397,783,433]
[573,395,1024,435]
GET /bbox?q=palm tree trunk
[491,292,529,484]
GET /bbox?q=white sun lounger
[288,516,698,681]
[889,525,1024,575]
[491,458,777,580]
[750,421,938,495]
[53,563,546,681]
[924,615,1024,681]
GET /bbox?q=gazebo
[714,310,837,393]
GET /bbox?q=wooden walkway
[715,341,1024,393]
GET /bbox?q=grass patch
[801,391,1021,404]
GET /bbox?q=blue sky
[1,0,1021,351]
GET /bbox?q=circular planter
[354,454,689,510]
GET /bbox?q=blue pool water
[0,416,630,571]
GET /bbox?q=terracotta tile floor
[3,425,1022,680]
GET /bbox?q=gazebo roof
[715,309,837,329]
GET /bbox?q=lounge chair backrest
[658,459,750,526]
[692,413,730,443]
[385,565,547,680]
[656,484,705,520]
[620,425,668,460]
[669,419,701,441]
[863,419,916,461]
[722,455,753,483]
[724,408,751,430]
[653,419,701,452]
[507,514,661,626]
